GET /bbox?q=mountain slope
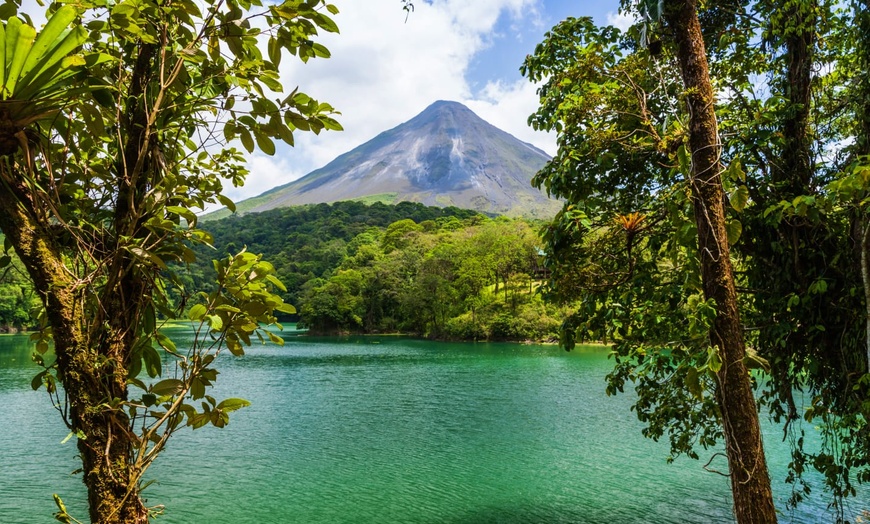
[225,101,559,218]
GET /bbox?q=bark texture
[663,0,778,521]
[857,0,870,372]
[0,41,161,524]
[0,170,147,523]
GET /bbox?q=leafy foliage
[0,235,38,330]
[524,0,870,517]
[192,200,481,304]
[294,213,566,341]
[0,0,344,521]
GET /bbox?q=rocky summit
[228,100,560,217]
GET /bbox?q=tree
[660,0,776,519]
[0,1,341,522]
[525,0,870,519]
[522,7,777,521]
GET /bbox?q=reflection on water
[0,331,861,523]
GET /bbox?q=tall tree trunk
[862,222,870,370]
[857,0,870,373]
[0,39,162,524]
[763,0,819,423]
[0,171,147,523]
[663,0,778,521]
[69,41,162,524]
[780,0,815,196]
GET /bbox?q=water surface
[0,331,862,523]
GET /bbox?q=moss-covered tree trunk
[0,2,339,522]
[856,0,870,372]
[663,0,778,521]
[0,37,160,524]
[0,172,146,523]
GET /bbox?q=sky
[232,0,634,202]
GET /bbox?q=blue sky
[466,0,621,91]
[235,0,628,202]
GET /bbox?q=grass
[201,193,276,221]
[349,193,399,205]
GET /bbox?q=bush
[444,312,487,340]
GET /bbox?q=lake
[0,329,862,523]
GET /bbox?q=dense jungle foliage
[199,201,565,340]
[0,0,344,520]
[195,201,480,302]
[0,236,39,332]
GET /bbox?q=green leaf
[143,344,162,378]
[188,303,207,321]
[155,332,177,353]
[128,246,169,271]
[312,13,339,33]
[226,335,245,356]
[0,22,8,90]
[190,377,206,399]
[206,314,223,330]
[92,88,115,108]
[239,127,254,153]
[6,23,36,96]
[744,348,771,373]
[53,494,72,524]
[31,370,47,391]
[255,132,275,155]
[311,43,331,58]
[724,159,746,183]
[319,116,343,131]
[217,194,236,213]
[275,302,296,314]
[141,393,157,407]
[725,219,742,245]
[676,144,689,174]
[216,397,250,413]
[267,37,281,68]
[265,274,287,292]
[706,346,722,373]
[152,378,184,396]
[166,205,198,228]
[60,55,85,68]
[19,5,78,83]
[685,367,702,400]
[141,304,156,334]
[729,185,749,213]
[216,304,241,313]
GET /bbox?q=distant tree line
[296,214,567,340]
[193,201,479,300]
[195,201,565,340]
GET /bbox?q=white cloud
[226,0,553,202]
[465,80,555,155]
[606,11,636,32]
[243,154,306,194]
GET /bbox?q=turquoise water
[0,330,863,523]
